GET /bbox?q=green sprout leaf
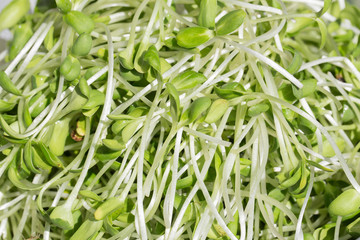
[176,27,214,48]
[198,0,217,29]
[215,9,246,36]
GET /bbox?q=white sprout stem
[136,85,162,240]
[0,143,12,152]
[183,127,231,147]
[22,26,72,137]
[188,135,237,240]
[13,174,42,240]
[334,216,342,240]
[225,39,303,88]
[0,147,19,178]
[0,194,26,211]
[0,50,7,62]
[4,23,47,75]
[125,0,150,51]
[64,23,115,209]
[262,94,360,192]
[11,21,55,86]
[17,34,63,91]
[163,128,183,233]
[223,0,283,14]
[294,167,314,240]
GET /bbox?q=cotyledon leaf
[286,49,303,74]
[0,0,30,31]
[215,9,246,36]
[188,97,212,123]
[0,100,16,113]
[94,197,126,220]
[316,18,328,50]
[171,70,207,91]
[316,0,331,17]
[8,160,43,190]
[143,45,161,73]
[79,190,103,202]
[23,140,41,174]
[35,142,64,168]
[166,82,180,122]
[278,167,302,190]
[198,0,217,29]
[32,146,52,172]
[0,114,26,139]
[205,99,229,124]
[69,219,103,240]
[176,27,214,49]
[0,71,22,96]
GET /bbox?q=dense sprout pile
[1,0,360,239]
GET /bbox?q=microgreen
[1,0,360,239]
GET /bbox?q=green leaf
[0,71,21,96]
[118,49,134,70]
[340,5,360,29]
[316,18,327,49]
[102,139,124,151]
[48,117,71,156]
[44,25,54,51]
[122,120,140,143]
[316,137,346,158]
[0,100,16,113]
[23,140,41,174]
[71,33,92,56]
[0,114,25,139]
[143,45,161,73]
[278,167,302,190]
[0,0,30,31]
[297,115,317,135]
[176,27,214,48]
[171,71,207,91]
[69,219,103,240]
[60,55,81,81]
[82,89,105,110]
[342,104,355,123]
[9,22,33,61]
[119,65,143,82]
[247,103,269,117]
[307,160,334,172]
[204,99,229,123]
[214,82,245,99]
[347,217,360,237]
[84,66,107,81]
[107,114,136,121]
[286,50,303,74]
[166,83,180,122]
[65,11,95,34]
[32,146,52,172]
[23,101,32,127]
[95,145,122,161]
[329,189,360,216]
[286,17,313,35]
[55,0,72,13]
[35,141,64,168]
[198,0,217,28]
[216,10,246,36]
[79,190,103,202]
[292,79,317,99]
[188,97,211,123]
[8,160,43,190]
[94,197,125,220]
[316,0,332,17]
